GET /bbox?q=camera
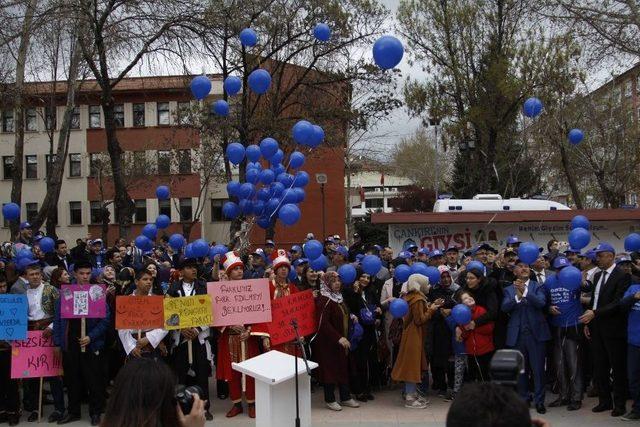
[489,349,524,389]
[175,385,203,415]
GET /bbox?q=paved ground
[27,386,627,426]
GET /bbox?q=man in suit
[45,239,72,271]
[501,258,551,414]
[579,242,630,417]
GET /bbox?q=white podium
[232,350,318,427]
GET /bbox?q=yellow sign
[163,295,212,330]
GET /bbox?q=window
[25,108,37,131]
[89,153,104,177]
[157,150,171,174]
[365,198,384,209]
[178,149,191,174]
[157,102,170,125]
[134,199,147,223]
[132,151,146,171]
[3,156,13,179]
[626,80,633,98]
[45,154,57,177]
[158,199,171,217]
[89,105,101,128]
[69,153,81,177]
[177,101,190,125]
[179,198,192,221]
[69,201,82,225]
[45,105,56,130]
[2,110,14,132]
[114,104,124,127]
[133,103,145,127]
[90,201,103,224]
[26,203,37,222]
[70,106,80,129]
[25,155,37,179]
[210,199,224,222]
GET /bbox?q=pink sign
[60,285,107,319]
[207,279,272,327]
[11,330,63,379]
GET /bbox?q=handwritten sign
[163,295,212,330]
[11,330,63,379]
[207,279,272,327]
[60,285,107,319]
[267,290,316,346]
[115,296,164,330]
[0,294,28,340]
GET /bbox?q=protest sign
[207,279,272,327]
[267,290,316,346]
[11,330,63,379]
[115,296,164,330]
[163,295,212,330]
[60,285,107,319]
[0,294,28,340]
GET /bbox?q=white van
[432,194,571,213]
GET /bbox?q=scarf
[320,274,343,304]
[273,279,290,299]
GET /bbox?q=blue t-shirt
[624,284,640,347]
[545,279,583,327]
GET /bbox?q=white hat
[221,251,244,275]
[270,248,291,272]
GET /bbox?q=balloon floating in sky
[142,223,158,240]
[523,97,543,118]
[223,76,242,96]
[226,142,245,165]
[373,35,404,70]
[278,203,301,226]
[624,233,640,252]
[568,128,584,145]
[570,215,590,230]
[517,241,539,264]
[155,214,171,229]
[169,234,185,250]
[260,137,279,159]
[239,28,258,47]
[212,99,229,117]
[248,69,271,94]
[39,237,55,254]
[156,185,170,200]
[313,23,331,42]
[289,151,305,169]
[222,201,240,219]
[568,227,590,250]
[189,75,211,100]
[2,202,20,221]
[245,144,261,162]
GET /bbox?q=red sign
[267,290,316,346]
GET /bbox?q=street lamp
[429,117,441,199]
[315,173,328,239]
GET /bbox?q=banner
[163,295,212,330]
[60,285,107,319]
[115,296,164,330]
[0,294,28,340]
[207,279,272,327]
[11,330,63,379]
[267,290,316,346]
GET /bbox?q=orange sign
[115,296,164,330]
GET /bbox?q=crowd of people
[1,221,640,425]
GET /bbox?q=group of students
[1,222,640,424]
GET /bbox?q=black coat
[588,266,631,339]
[426,285,458,367]
[457,278,498,328]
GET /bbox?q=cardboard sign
[0,294,28,340]
[163,295,212,330]
[60,285,107,319]
[11,330,63,379]
[115,296,164,330]
[267,290,316,346]
[207,279,272,327]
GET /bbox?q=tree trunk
[558,143,584,209]
[10,0,38,239]
[182,221,194,241]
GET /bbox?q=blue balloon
[451,304,472,325]
[248,69,271,94]
[213,99,229,117]
[247,161,262,171]
[271,149,284,165]
[308,125,325,147]
[239,199,254,215]
[277,173,294,187]
[192,239,209,258]
[253,200,266,216]
[292,120,313,145]
[272,163,285,176]
[156,214,171,229]
[362,255,382,276]
[222,201,240,219]
[424,266,441,285]
[190,75,211,100]
[223,76,242,96]
[142,223,158,240]
[257,188,271,201]
[394,264,411,282]
[259,169,275,185]
[558,266,582,290]
[226,142,245,165]
[260,137,278,159]
[518,242,539,265]
[523,97,543,118]
[313,23,331,41]
[270,182,285,197]
[568,227,590,250]
[239,28,258,47]
[209,244,228,259]
[292,187,306,203]
[625,233,640,252]
[16,248,33,260]
[278,203,300,226]
[39,237,55,254]
[246,144,261,162]
[2,203,20,221]
[184,243,195,259]
[257,216,271,229]
[282,189,297,204]
[411,262,429,276]
[265,197,281,215]
[309,254,328,271]
[338,264,357,285]
[293,171,309,187]
[135,235,153,251]
[466,261,485,274]
[289,151,305,169]
[570,215,590,230]
[390,298,409,318]
[373,35,404,70]
[156,185,170,200]
[568,128,584,145]
[238,183,255,199]
[303,240,323,260]
[226,181,241,197]
[168,234,185,250]
[246,168,259,184]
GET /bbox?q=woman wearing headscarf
[392,274,444,409]
[456,268,498,339]
[312,271,361,411]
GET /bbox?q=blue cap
[373,244,382,251]
[564,247,581,254]
[291,245,302,253]
[418,247,430,256]
[429,249,444,258]
[20,221,32,230]
[406,243,418,250]
[445,245,459,253]
[17,258,39,272]
[553,256,571,270]
[355,253,365,261]
[293,258,308,267]
[616,255,632,265]
[594,242,615,254]
[506,235,519,245]
[335,246,348,257]
[398,251,412,259]
[585,250,597,261]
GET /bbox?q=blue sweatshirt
[545,280,583,328]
